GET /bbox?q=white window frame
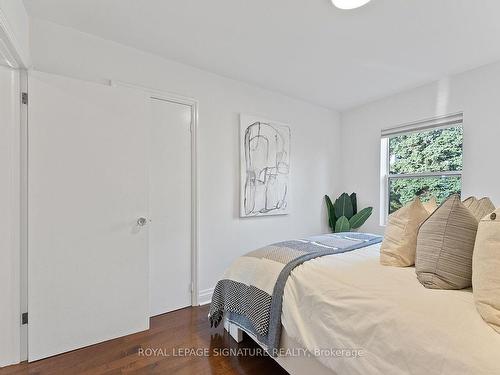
[380,112,463,225]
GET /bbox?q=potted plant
[325,192,373,232]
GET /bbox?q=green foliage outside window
[388,126,463,214]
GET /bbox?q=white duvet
[281,243,500,375]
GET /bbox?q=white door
[28,71,150,361]
[149,98,192,316]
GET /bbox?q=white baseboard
[198,287,214,306]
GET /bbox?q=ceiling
[23,0,500,111]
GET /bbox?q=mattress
[280,243,500,375]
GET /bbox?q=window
[380,113,463,221]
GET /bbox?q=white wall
[28,19,341,301]
[341,61,500,234]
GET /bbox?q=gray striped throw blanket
[208,232,382,355]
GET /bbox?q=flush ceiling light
[331,0,371,9]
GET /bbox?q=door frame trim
[0,10,29,366]
[0,63,22,368]
[111,81,200,307]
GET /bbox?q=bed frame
[223,318,333,374]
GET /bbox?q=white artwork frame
[240,114,291,217]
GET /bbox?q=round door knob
[137,217,149,227]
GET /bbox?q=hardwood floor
[0,306,288,375]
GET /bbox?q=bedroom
[0,0,499,374]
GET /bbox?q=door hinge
[22,312,28,325]
[21,92,28,105]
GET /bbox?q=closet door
[28,71,150,361]
[149,98,192,316]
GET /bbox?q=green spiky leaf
[325,195,336,232]
[335,216,351,232]
[334,193,354,220]
[350,192,357,215]
[349,207,373,229]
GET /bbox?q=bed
[219,242,500,375]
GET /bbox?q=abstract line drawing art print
[240,115,291,217]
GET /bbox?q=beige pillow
[422,196,438,214]
[380,197,430,267]
[468,197,495,221]
[463,196,477,209]
[473,208,500,333]
[416,194,478,289]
